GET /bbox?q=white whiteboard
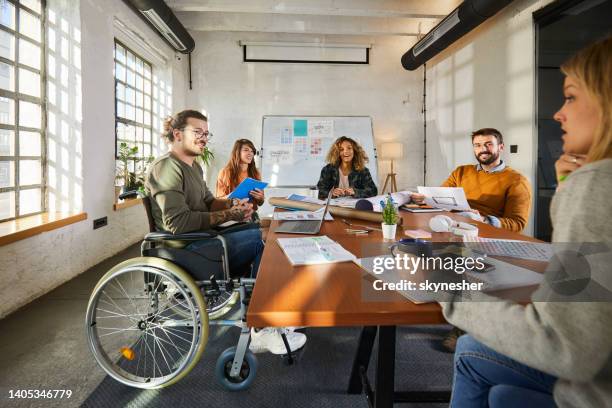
[260,116,378,187]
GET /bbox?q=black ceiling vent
[124,0,195,54]
[401,0,514,70]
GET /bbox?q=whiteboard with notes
[260,115,378,187]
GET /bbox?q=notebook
[277,235,356,265]
[401,204,446,213]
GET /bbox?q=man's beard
[476,151,499,165]
[185,143,205,157]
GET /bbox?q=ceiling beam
[176,11,440,36]
[167,0,459,19]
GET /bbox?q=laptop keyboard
[277,221,319,233]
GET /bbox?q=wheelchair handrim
[86,264,205,388]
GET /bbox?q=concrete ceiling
[168,0,462,36]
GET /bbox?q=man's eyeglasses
[183,127,213,140]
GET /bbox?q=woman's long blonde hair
[325,136,369,171]
[561,35,612,162]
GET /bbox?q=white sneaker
[249,328,307,355]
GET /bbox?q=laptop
[275,191,332,234]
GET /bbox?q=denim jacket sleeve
[349,167,378,198]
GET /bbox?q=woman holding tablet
[217,139,265,210]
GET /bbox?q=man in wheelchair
[144,109,306,355]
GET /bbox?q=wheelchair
[85,196,282,391]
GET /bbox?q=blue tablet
[228,177,268,200]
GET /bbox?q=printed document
[417,186,471,211]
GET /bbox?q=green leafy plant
[133,156,155,194]
[380,194,398,225]
[116,142,139,189]
[198,146,215,168]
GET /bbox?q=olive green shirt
[145,152,218,234]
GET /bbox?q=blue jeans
[186,227,264,278]
[452,335,557,408]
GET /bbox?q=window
[0,0,45,222]
[114,40,153,190]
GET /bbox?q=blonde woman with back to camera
[440,36,612,408]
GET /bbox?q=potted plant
[116,142,140,195]
[380,194,399,240]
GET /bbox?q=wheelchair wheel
[166,281,238,320]
[215,346,258,391]
[205,284,239,320]
[86,257,209,389]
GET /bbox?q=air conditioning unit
[401,0,514,70]
[123,0,195,54]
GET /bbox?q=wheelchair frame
[85,197,295,390]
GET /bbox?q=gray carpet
[83,324,453,408]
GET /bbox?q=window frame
[0,0,47,223]
[113,39,153,187]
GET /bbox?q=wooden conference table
[247,208,544,408]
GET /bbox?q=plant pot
[381,223,397,240]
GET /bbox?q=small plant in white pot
[380,194,399,240]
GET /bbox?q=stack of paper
[277,236,356,265]
[355,191,413,212]
[330,197,360,208]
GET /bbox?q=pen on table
[345,228,370,234]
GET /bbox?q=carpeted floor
[83,323,453,408]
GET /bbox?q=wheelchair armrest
[213,221,261,235]
[144,231,219,242]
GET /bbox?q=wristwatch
[231,198,240,207]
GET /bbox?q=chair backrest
[142,196,157,233]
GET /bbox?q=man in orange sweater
[414,128,531,232]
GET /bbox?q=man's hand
[466,209,485,223]
[555,153,586,182]
[232,198,254,221]
[410,193,426,204]
[249,188,265,205]
[343,188,355,196]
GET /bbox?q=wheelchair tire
[86,257,209,389]
[215,346,258,391]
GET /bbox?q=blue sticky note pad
[228,178,268,200]
[293,119,308,137]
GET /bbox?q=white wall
[186,31,426,192]
[425,0,555,236]
[0,0,188,318]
